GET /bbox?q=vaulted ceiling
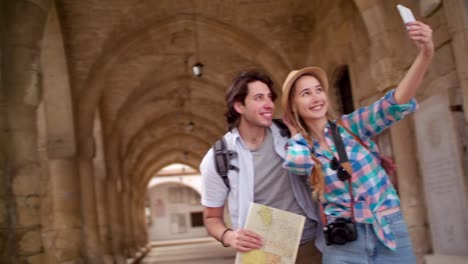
[55,0,363,192]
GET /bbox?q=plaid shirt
[283,89,417,250]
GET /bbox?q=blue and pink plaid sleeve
[340,89,417,140]
[283,133,315,176]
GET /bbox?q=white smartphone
[396,4,416,24]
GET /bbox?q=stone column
[128,192,137,254]
[92,112,113,264]
[132,198,141,249]
[390,118,431,261]
[107,181,126,264]
[0,0,7,259]
[47,159,83,263]
[132,194,144,252]
[122,189,135,258]
[142,197,149,245]
[142,197,149,246]
[1,0,51,263]
[443,0,468,122]
[137,197,148,248]
[78,156,103,263]
[39,2,84,262]
[133,184,147,248]
[94,176,113,264]
[131,191,140,254]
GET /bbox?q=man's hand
[204,207,263,253]
[224,228,263,252]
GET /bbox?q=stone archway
[69,16,295,257]
[147,181,206,242]
[37,2,84,263]
[146,164,206,242]
[4,1,467,263]
[76,14,291,158]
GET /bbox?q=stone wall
[1,0,52,263]
[0,1,467,263]
[1,1,9,261]
[0,0,6,258]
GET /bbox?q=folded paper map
[235,203,305,264]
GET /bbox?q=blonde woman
[281,20,433,264]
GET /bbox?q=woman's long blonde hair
[285,73,337,200]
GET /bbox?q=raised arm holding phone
[280,6,433,264]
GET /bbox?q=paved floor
[140,238,236,264]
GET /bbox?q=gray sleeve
[200,148,229,207]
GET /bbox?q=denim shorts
[322,211,416,264]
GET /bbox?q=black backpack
[213,119,290,190]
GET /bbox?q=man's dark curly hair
[225,71,277,131]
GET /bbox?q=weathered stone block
[358,93,381,108]
[353,0,379,12]
[54,228,82,262]
[431,43,456,77]
[420,0,441,17]
[41,230,54,252]
[7,131,39,164]
[42,233,83,263]
[361,4,390,37]
[4,57,41,108]
[0,229,7,256]
[0,199,7,227]
[409,225,432,255]
[40,198,54,233]
[370,57,402,92]
[0,154,5,198]
[26,253,47,264]
[15,196,41,227]
[12,164,40,196]
[426,254,468,264]
[5,1,49,46]
[419,71,458,102]
[17,230,42,255]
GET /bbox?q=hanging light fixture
[192,62,203,77]
[191,1,204,78]
[185,120,195,132]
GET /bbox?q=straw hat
[281,67,329,111]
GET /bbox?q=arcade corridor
[1,0,468,263]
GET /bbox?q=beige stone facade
[1,0,467,263]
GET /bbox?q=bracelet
[219,228,232,247]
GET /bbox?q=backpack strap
[212,120,289,191]
[213,137,238,190]
[272,119,291,138]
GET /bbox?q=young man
[200,71,323,263]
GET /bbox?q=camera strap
[329,121,353,176]
[318,121,356,224]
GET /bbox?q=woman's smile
[292,75,329,121]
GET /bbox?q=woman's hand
[282,115,298,136]
[406,21,434,58]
